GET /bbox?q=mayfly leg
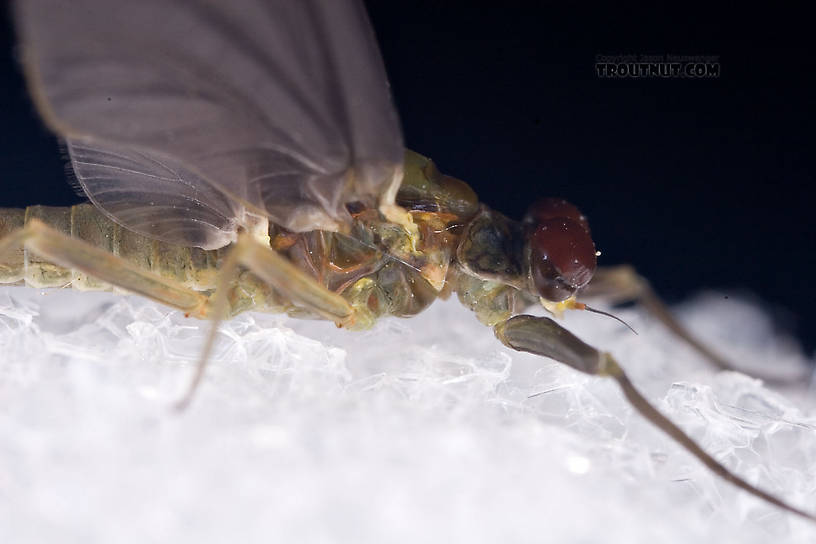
[175,233,356,410]
[581,265,807,384]
[0,212,358,410]
[493,313,816,522]
[0,219,209,315]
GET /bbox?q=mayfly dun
[1,0,814,524]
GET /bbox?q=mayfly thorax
[1,0,814,523]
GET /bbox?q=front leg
[493,313,814,521]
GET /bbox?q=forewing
[15,0,403,246]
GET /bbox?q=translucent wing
[15,0,403,248]
[66,140,241,249]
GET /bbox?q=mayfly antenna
[580,303,639,335]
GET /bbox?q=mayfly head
[522,197,597,303]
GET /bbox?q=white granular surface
[0,286,815,543]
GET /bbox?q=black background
[1,3,814,350]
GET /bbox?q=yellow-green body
[0,151,524,328]
[0,203,221,293]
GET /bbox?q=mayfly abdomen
[0,204,221,292]
[0,200,444,325]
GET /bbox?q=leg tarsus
[174,246,243,411]
[495,313,816,522]
[611,365,814,521]
[583,265,807,385]
[175,233,358,409]
[0,220,224,410]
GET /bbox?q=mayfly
[1,0,812,522]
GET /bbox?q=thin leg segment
[230,232,355,326]
[494,314,816,522]
[175,233,357,409]
[582,265,806,384]
[0,219,208,315]
[1,220,358,410]
[582,265,727,367]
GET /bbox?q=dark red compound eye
[525,199,597,302]
[523,197,591,235]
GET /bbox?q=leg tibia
[494,313,815,521]
[0,219,209,316]
[0,204,221,292]
[231,233,354,326]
